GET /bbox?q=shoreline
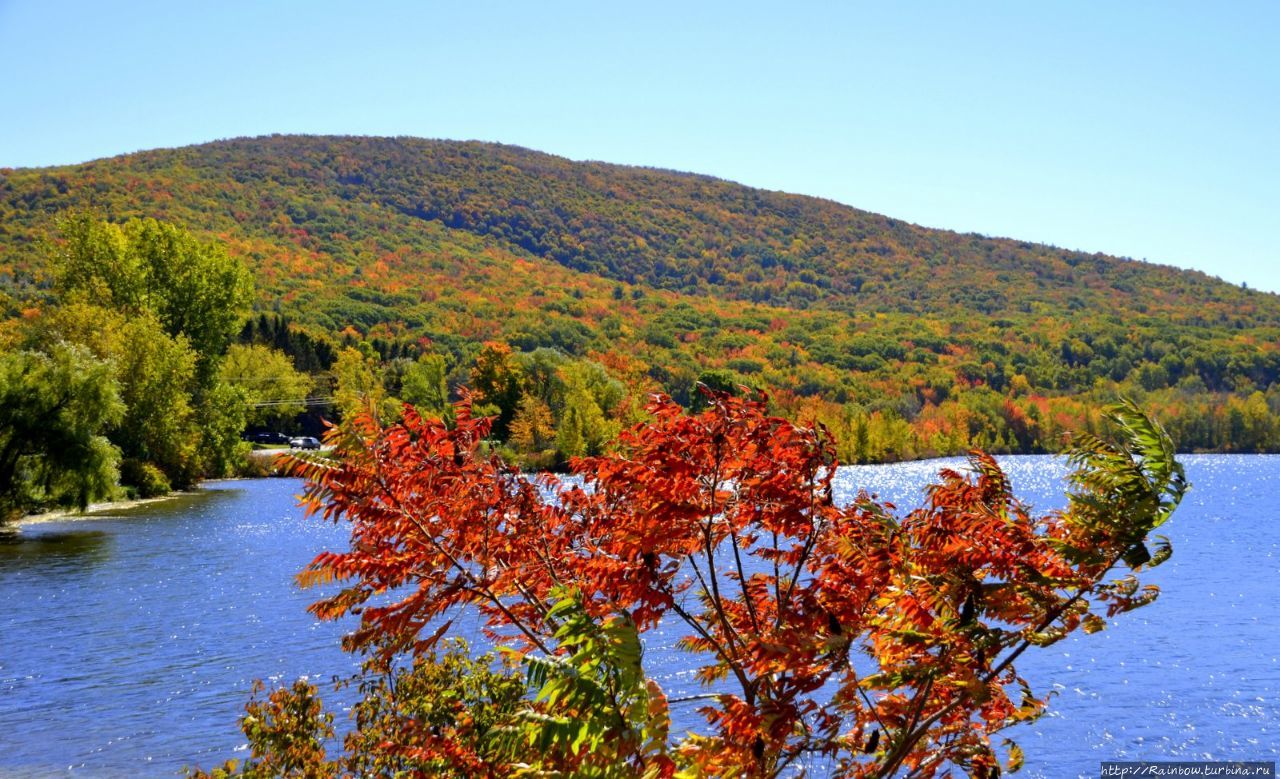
[10,493,190,530]
[4,466,311,534]
[1,450,1253,533]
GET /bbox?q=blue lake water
[1,456,1277,777]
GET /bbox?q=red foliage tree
[286,390,1185,777]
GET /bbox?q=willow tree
[0,344,122,523]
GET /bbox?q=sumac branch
[204,391,1186,778]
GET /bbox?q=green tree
[52,214,253,383]
[692,368,748,411]
[516,347,570,409]
[25,302,209,488]
[0,344,123,522]
[555,403,586,460]
[399,353,450,418]
[560,359,625,419]
[111,316,203,487]
[555,364,617,460]
[49,214,143,313]
[196,381,250,478]
[470,342,523,438]
[220,344,313,429]
[332,347,398,423]
[506,591,673,776]
[1226,391,1276,452]
[43,216,254,484]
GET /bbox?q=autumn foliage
[210,390,1185,778]
[6,138,1280,465]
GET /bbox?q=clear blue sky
[2,1,1276,291]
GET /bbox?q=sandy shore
[6,469,307,532]
[12,493,191,528]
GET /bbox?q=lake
[2,456,1277,777]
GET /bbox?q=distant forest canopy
[2,134,1280,472]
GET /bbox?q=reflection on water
[2,459,1279,777]
[0,529,112,570]
[0,491,237,574]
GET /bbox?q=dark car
[290,436,322,450]
[245,431,291,445]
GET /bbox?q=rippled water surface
[2,457,1278,776]
[0,480,355,777]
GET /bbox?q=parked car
[290,436,322,450]
[244,431,290,445]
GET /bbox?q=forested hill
[2,134,1279,460]
[1,134,1273,323]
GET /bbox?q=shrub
[119,459,171,498]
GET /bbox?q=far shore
[5,447,325,533]
[11,493,191,530]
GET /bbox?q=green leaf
[1147,535,1173,568]
[1003,738,1025,773]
